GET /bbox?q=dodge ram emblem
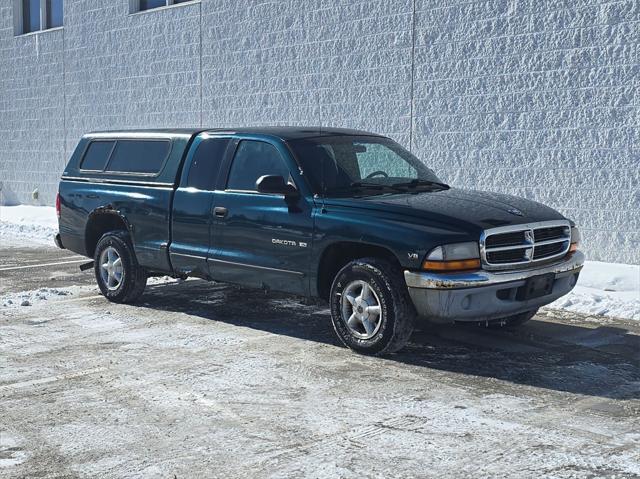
[507,207,524,217]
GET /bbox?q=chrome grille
[485,231,525,248]
[534,226,567,242]
[480,220,571,270]
[533,241,566,259]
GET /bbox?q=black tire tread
[330,257,415,355]
[94,230,147,304]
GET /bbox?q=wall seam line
[199,0,203,128]
[409,0,417,153]
[62,15,67,167]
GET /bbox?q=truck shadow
[138,280,640,401]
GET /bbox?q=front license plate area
[516,273,555,301]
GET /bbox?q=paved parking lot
[1,245,639,478]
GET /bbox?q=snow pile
[0,205,58,247]
[147,275,187,286]
[547,261,639,321]
[1,288,72,308]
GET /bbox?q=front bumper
[404,251,585,323]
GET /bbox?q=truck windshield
[288,136,446,196]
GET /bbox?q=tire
[94,231,147,304]
[482,309,538,329]
[329,257,415,355]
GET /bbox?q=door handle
[213,206,228,218]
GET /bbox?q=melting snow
[546,261,639,320]
[0,205,58,247]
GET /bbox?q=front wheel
[94,231,147,303]
[330,258,415,355]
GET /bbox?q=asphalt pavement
[1,245,639,478]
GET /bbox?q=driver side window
[226,140,290,191]
[355,142,416,179]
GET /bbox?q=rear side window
[105,140,171,174]
[226,140,290,191]
[187,137,230,190]
[81,141,115,171]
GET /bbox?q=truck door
[208,138,314,295]
[169,134,231,277]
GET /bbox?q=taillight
[56,193,61,218]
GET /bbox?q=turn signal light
[422,258,481,272]
[567,226,580,256]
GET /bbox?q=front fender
[312,205,479,270]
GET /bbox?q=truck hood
[323,188,567,232]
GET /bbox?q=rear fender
[85,207,134,257]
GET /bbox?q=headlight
[569,226,581,253]
[423,242,480,272]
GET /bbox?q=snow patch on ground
[147,276,186,286]
[546,261,639,321]
[0,278,187,310]
[0,433,28,468]
[1,287,74,308]
[0,205,58,247]
[1,205,638,320]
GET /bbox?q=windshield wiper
[324,180,443,196]
[349,181,406,192]
[324,182,405,196]
[390,179,450,190]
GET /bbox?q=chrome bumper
[405,251,584,290]
[403,251,585,323]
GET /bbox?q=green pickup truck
[56,127,584,355]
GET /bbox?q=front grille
[481,221,571,270]
[487,249,527,264]
[485,231,525,248]
[533,241,566,259]
[534,226,567,242]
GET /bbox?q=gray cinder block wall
[0,0,638,264]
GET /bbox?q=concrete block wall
[411,0,639,264]
[201,0,323,128]
[0,1,65,205]
[62,0,202,156]
[0,0,638,263]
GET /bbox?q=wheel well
[316,242,401,300]
[85,212,129,257]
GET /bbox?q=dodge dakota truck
[56,127,584,355]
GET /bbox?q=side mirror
[256,175,299,198]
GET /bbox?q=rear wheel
[330,258,415,355]
[94,231,147,303]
